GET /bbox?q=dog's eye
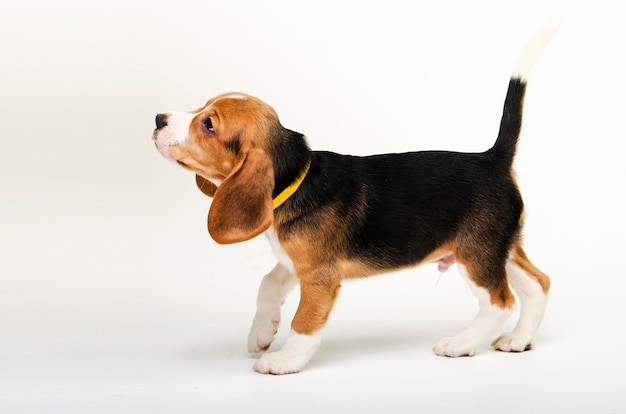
[203,118,215,134]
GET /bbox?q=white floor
[2,1,626,413]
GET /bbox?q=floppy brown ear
[195,175,218,197]
[207,148,274,244]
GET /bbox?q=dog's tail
[489,19,561,164]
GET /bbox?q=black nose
[155,113,168,130]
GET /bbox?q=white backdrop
[1,0,625,413]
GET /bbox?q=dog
[152,22,559,374]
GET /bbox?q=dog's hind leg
[492,243,550,352]
[433,261,516,357]
[433,204,520,357]
[248,263,299,353]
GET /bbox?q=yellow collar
[272,160,311,210]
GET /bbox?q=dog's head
[152,92,309,244]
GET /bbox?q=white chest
[265,227,295,275]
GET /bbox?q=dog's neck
[272,159,311,210]
[270,127,312,200]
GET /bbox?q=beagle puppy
[152,22,559,374]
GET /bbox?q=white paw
[253,351,306,375]
[492,332,533,352]
[247,313,280,353]
[252,331,321,375]
[433,335,479,357]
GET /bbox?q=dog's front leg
[248,263,299,353]
[253,275,341,374]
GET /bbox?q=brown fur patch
[457,256,517,309]
[511,242,551,294]
[291,272,342,335]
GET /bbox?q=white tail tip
[512,18,563,81]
